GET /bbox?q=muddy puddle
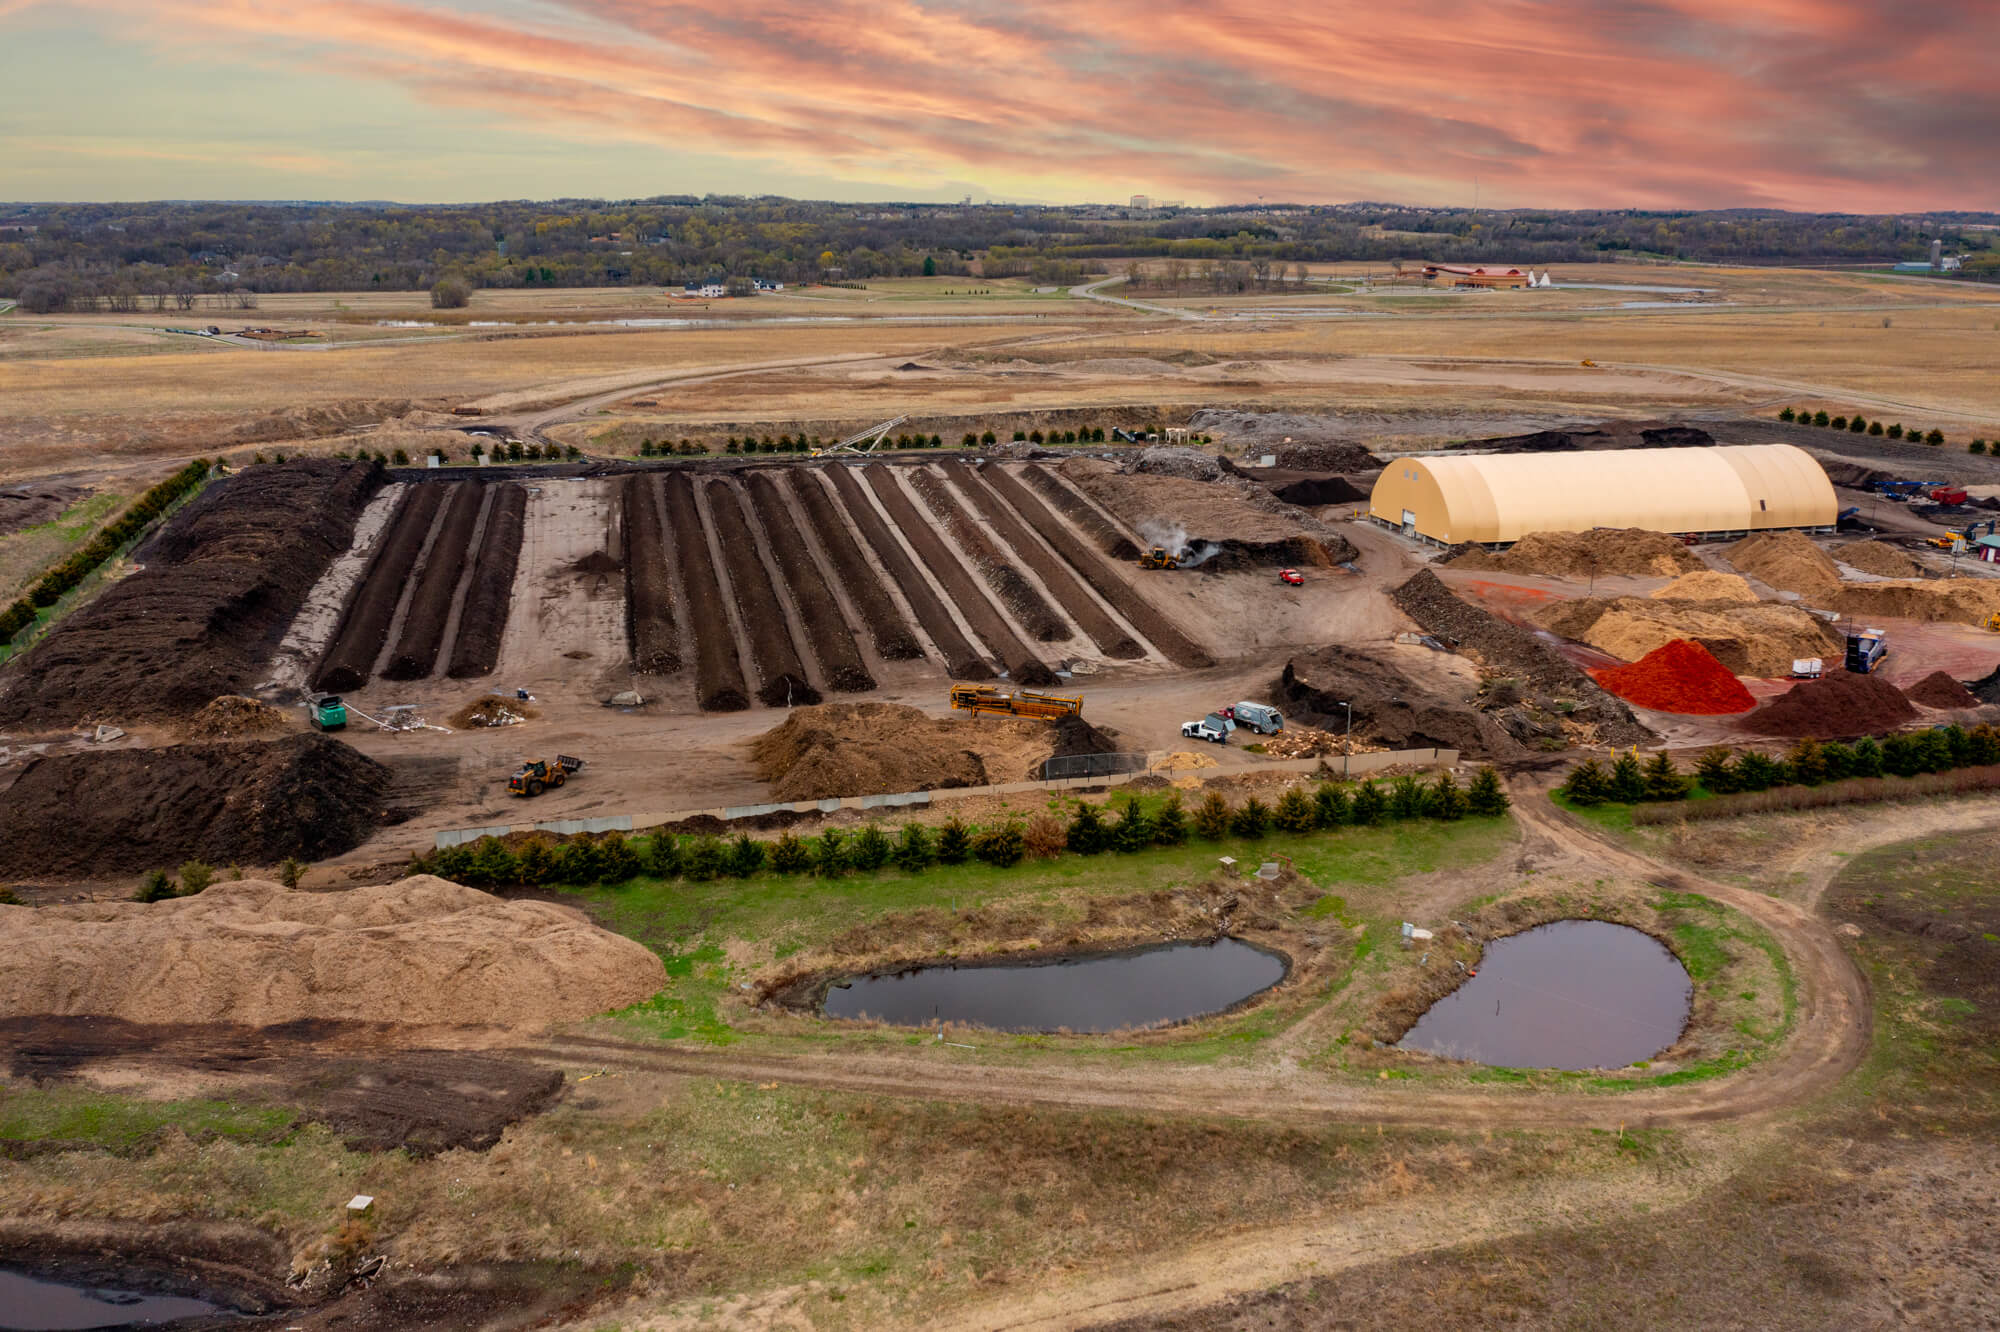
[1398,920,1692,1070]
[0,1269,221,1330]
[823,938,1286,1033]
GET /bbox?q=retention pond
[0,1268,222,1330]
[1398,920,1692,1070]
[822,938,1286,1033]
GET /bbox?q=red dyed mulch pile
[1904,670,1980,709]
[1590,639,1756,715]
[1743,670,1919,738]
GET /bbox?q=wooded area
[3,197,1996,310]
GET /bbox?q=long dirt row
[383,482,486,681]
[980,464,1215,669]
[661,472,749,711]
[445,483,526,679]
[820,466,990,681]
[622,474,681,675]
[860,465,1057,686]
[313,481,447,693]
[1022,463,1141,560]
[906,467,1067,642]
[784,471,925,663]
[703,480,822,708]
[743,473,875,693]
[939,461,1145,660]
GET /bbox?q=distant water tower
[1931,238,1943,270]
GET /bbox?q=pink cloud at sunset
[5,0,1996,207]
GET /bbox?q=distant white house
[753,278,785,292]
[680,280,727,298]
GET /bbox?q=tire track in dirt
[744,473,875,692]
[980,464,1215,669]
[620,474,680,674]
[382,481,485,680]
[859,464,1057,685]
[445,483,526,679]
[907,467,1069,642]
[786,470,924,662]
[661,471,749,711]
[1022,463,1141,560]
[822,466,992,681]
[313,481,447,693]
[939,460,1144,660]
[704,479,822,708]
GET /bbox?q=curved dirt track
[523,786,1869,1137]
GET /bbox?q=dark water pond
[0,1269,219,1330]
[1397,920,1692,1070]
[823,938,1287,1033]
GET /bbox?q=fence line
[433,747,1459,848]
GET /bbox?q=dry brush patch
[314,479,445,694]
[821,464,988,679]
[782,468,923,661]
[620,473,681,674]
[661,471,748,711]
[703,479,821,708]
[906,465,1069,642]
[743,472,874,691]
[381,481,485,681]
[445,482,526,679]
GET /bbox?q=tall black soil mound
[0,734,393,878]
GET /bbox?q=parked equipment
[949,684,1083,720]
[508,754,583,797]
[308,695,348,731]
[1226,701,1286,735]
[1138,546,1181,571]
[1844,629,1888,674]
[1791,658,1824,679]
[1931,487,1969,505]
[811,415,908,458]
[1181,717,1229,745]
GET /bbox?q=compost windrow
[939,460,1144,659]
[661,471,749,710]
[381,481,485,680]
[702,479,821,708]
[907,466,1069,641]
[1020,463,1141,559]
[859,464,1055,685]
[313,479,448,693]
[785,469,924,661]
[445,482,527,679]
[743,472,875,691]
[821,465,990,679]
[621,473,682,674]
[980,462,1215,669]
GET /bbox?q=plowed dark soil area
[786,470,924,661]
[940,460,1143,660]
[907,467,1068,641]
[744,473,874,692]
[822,466,990,680]
[704,480,821,708]
[445,483,526,679]
[0,461,381,726]
[860,465,1055,686]
[0,734,391,878]
[662,473,748,711]
[1022,463,1140,559]
[382,482,484,681]
[314,480,446,693]
[980,464,1215,669]
[621,474,681,674]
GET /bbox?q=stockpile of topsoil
[750,702,1067,801]
[0,460,381,727]
[1742,672,1919,738]
[1590,640,1756,715]
[1274,649,1526,759]
[1905,670,1981,709]
[0,876,663,1028]
[0,734,393,878]
[1390,570,1653,746]
[1449,528,1706,579]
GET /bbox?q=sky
[2,0,1995,211]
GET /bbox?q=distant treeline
[3,198,1997,310]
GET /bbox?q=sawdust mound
[184,695,290,741]
[0,734,392,878]
[1835,579,2000,627]
[1535,596,1842,678]
[1837,540,1924,579]
[750,702,1056,801]
[1905,670,1980,709]
[1449,529,1705,579]
[1650,570,1758,604]
[1743,672,1919,738]
[1724,531,1841,602]
[1590,640,1755,715]
[0,876,664,1028]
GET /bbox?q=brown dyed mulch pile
[1904,670,1980,709]
[1742,671,1919,738]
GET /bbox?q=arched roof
[1368,444,1836,545]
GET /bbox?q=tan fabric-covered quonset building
[1369,444,1836,546]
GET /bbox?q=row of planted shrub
[417,770,1511,889]
[1560,725,2000,808]
[0,458,210,645]
[1633,766,2000,825]
[1780,406,1960,448]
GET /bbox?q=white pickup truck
[1181,716,1229,744]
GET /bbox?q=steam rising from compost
[1137,517,1221,568]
